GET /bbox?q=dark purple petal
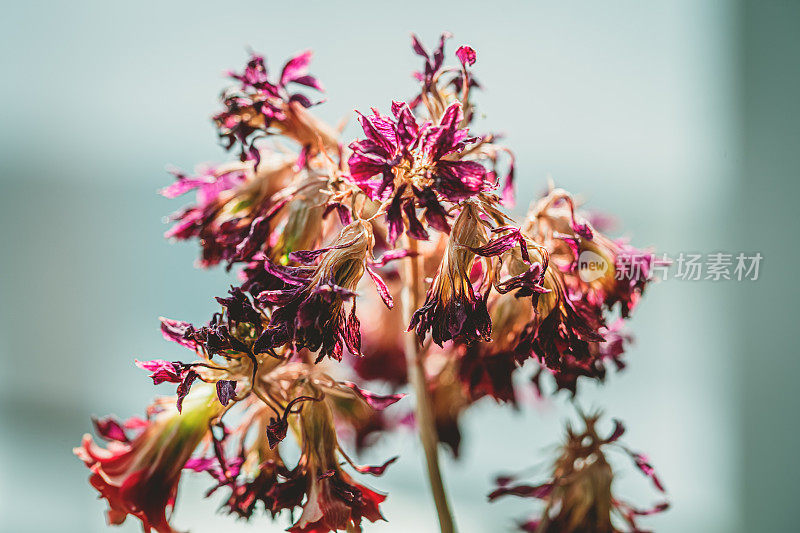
[342,381,406,410]
[416,187,450,233]
[386,185,407,246]
[343,302,362,356]
[176,370,199,413]
[216,380,237,406]
[487,483,554,501]
[403,199,429,240]
[435,160,488,201]
[366,265,394,309]
[606,419,626,443]
[290,74,324,92]
[233,215,271,261]
[411,34,429,59]
[266,416,288,449]
[288,237,359,264]
[323,202,353,225]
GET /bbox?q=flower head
[409,202,492,345]
[214,51,336,164]
[348,101,490,244]
[489,412,668,532]
[256,220,390,361]
[74,387,222,533]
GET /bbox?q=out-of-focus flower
[489,412,668,532]
[525,187,659,318]
[214,51,337,164]
[348,101,490,244]
[74,387,222,533]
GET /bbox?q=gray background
[1,1,797,531]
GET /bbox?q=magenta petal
[366,265,394,309]
[501,160,516,207]
[342,381,405,410]
[456,45,476,66]
[159,317,197,350]
[372,248,416,267]
[630,452,667,492]
[280,50,313,87]
[92,416,130,443]
[135,359,183,385]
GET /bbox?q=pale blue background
[1,1,797,532]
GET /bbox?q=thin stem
[400,237,456,533]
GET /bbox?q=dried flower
[74,388,222,533]
[489,412,668,532]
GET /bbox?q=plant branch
[400,237,456,533]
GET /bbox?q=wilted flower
[214,51,337,163]
[162,155,296,267]
[489,412,668,533]
[256,219,392,361]
[78,31,666,533]
[348,101,490,244]
[409,202,492,345]
[74,387,222,533]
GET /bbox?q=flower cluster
[76,32,666,533]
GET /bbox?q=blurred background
[1,1,797,531]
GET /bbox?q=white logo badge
[577,250,609,282]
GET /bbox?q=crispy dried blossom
[74,388,222,533]
[489,413,668,532]
[255,220,387,361]
[214,51,335,163]
[347,101,490,244]
[409,203,492,345]
[162,156,297,267]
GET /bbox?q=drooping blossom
[489,412,668,532]
[409,202,492,345]
[255,219,391,361]
[74,387,222,533]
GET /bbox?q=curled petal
[488,483,554,501]
[456,45,477,67]
[468,227,529,262]
[135,359,183,385]
[342,381,405,410]
[176,370,199,413]
[351,456,398,476]
[366,266,394,309]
